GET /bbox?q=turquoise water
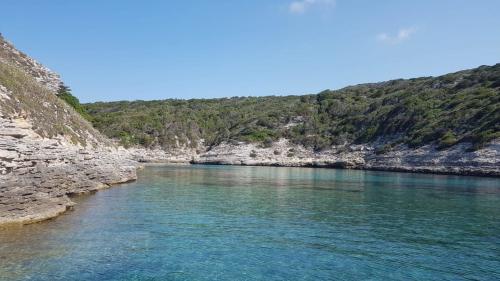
[1,165,500,281]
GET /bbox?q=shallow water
[1,165,499,281]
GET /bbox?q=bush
[470,130,500,150]
[262,137,274,148]
[57,84,92,121]
[119,131,135,148]
[439,132,457,147]
[375,144,392,155]
[249,150,257,158]
[438,131,458,149]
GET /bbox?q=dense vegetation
[85,64,500,151]
[57,84,93,121]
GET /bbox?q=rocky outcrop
[192,138,500,177]
[363,141,499,176]
[125,147,196,164]
[0,104,139,226]
[0,34,61,93]
[0,36,140,226]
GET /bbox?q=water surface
[1,165,499,280]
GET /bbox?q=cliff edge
[0,35,138,226]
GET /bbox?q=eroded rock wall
[0,104,138,225]
[0,36,140,226]
[0,34,61,93]
[192,138,500,176]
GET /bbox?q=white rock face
[0,36,62,93]
[191,138,500,176]
[125,147,197,163]
[0,35,141,226]
[0,116,139,225]
[0,85,11,101]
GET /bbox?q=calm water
[1,165,499,281]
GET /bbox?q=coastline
[190,138,500,178]
[0,167,139,227]
[1,138,498,227]
[3,157,499,228]
[1,34,498,228]
[190,161,500,178]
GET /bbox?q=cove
[1,165,499,281]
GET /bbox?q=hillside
[0,38,109,147]
[0,34,138,225]
[86,64,500,152]
[0,31,498,227]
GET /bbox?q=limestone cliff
[0,35,138,225]
[192,139,499,176]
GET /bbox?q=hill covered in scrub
[85,64,500,152]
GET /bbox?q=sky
[1,0,500,103]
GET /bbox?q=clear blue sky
[1,0,500,102]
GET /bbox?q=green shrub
[470,130,500,150]
[438,131,458,149]
[262,137,274,148]
[57,84,92,121]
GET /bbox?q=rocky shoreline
[192,161,500,178]
[2,136,498,227]
[1,114,497,227]
[0,116,139,226]
[1,33,498,227]
[0,35,142,227]
[191,139,500,177]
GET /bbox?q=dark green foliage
[468,129,500,151]
[57,84,92,121]
[438,131,458,149]
[85,64,500,150]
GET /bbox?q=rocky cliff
[1,33,498,226]
[0,35,139,225]
[192,138,499,176]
